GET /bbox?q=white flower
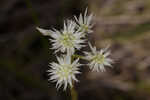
[47,54,81,90]
[74,8,93,34]
[49,20,85,54]
[84,43,113,72]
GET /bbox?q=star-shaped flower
[84,43,113,72]
[37,20,86,54]
[47,54,81,90]
[74,8,94,34]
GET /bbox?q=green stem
[70,86,78,100]
[72,54,86,60]
[24,0,39,25]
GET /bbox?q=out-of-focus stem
[24,0,39,25]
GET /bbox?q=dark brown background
[1,0,150,100]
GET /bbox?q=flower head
[74,8,93,34]
[84,43,113,72]
[47,54,81,90]
[49,20,85,54]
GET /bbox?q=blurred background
[1,0,150,100]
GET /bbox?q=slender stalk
[70,86,78,100]
[24,0,39,25]
[72,54,86,60]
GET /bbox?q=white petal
[36,27,53,36]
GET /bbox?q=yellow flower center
[92,54,105,64]
[60,33,75,47]
[58,64,72,78]
[81,24,88,32]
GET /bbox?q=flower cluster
[37,8,113,90]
